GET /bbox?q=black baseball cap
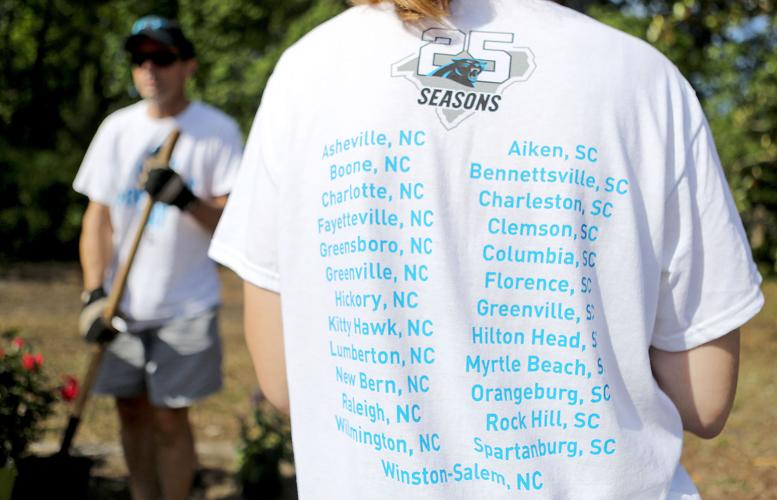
[125,16,195,59]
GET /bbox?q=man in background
[74,16,242,500]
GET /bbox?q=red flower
[22,352,43,371]
[0,347,4,359]
[11,338,25,349]
[60,376,79,402]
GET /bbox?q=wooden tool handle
[101,198,154,321]
[102,128,180,320]
[61,129,180,455]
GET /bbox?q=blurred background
[0,0,775,271]
[0,0,775,498]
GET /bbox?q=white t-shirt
[209,1,763,498]
[75,100,242,323]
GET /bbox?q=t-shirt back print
[317,118,624,496]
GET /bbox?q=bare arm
[79,201,113,290]
[650,329,740,439]
[244,282,289,415]
[187,194,228,233]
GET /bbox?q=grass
[1,264,775,499]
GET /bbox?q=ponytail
[350,0,451,21]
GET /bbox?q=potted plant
[237,391,294,499]
[0,331,79,500]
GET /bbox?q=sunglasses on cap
[130,51,180,67]
[131,15,173,34]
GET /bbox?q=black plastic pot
[12,454,93,500]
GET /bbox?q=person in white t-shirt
[209,1,763,498]
[74,15,242,500]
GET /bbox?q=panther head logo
[429,58,487,88]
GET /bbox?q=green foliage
[584,0,777,274]
[179,0,346,130]
[0,0,137,261]
[237,400,293,499]
[1,0,776,273]
[0,0,348,263]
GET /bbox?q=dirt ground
[1,263,775,499]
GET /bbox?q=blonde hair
[350,0,451,21]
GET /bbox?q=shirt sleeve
[652,114,764,351]
[73,116,119,204]
[208,75,284,292]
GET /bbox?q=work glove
[79,287,118,344]
[143,168,197,210]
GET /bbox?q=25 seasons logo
[392,29,536,130]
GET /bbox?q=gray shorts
[93,308,223,408]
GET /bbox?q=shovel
[11,129,181,500]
